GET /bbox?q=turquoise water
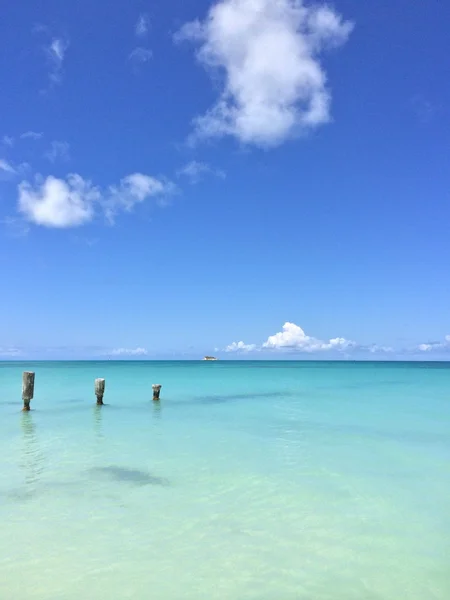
[1,361,449,600]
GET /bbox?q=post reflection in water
[152,400,162,420]
[93,404,104,440]
[20,412,44,491]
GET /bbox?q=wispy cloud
[175,0,353,147]
[109,347,148,356]
[0,347,22,357]
[135,14,150,37]
[130,13,151,67]
[411,95,437,124]
[1,216,30,237]
[0,159,29,180]
[0,159,17,175]
[129,47,153,65]
[17,172,177,228]
[21,131,43,140]
[2,135,14,147]
[46,37,69,85]
[225,341,257,352]
[177,160,226,184]
[45,140,70,163]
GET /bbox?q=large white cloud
[176,0,353,147]
[18,172,176,228]
[262,322,355,352]
[225,322,356,354]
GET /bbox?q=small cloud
[175,0,353,147]
[46,37,69,85]
[177,160,226,184]
[18,174,99,228]
[109,347,148,356]
[0,347,22,357]
[411,95,436,124]
[45,140,70,163]
[0,159,17,175]
[415,335,450,353]
[129,47,153,65]
[104,173,177,223]
[365,344,394,354]
[2,135,14,146]
[135,14,150,37]
[21,131,43,140]
[225,341,257,352]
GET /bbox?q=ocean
[0,360,449,599]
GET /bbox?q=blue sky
[1,0,449,360]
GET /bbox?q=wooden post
[152,384,162,401]
[22,372,35,411]
[95,378,105,405]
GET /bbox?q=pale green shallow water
[0,361,449,600]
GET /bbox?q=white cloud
[225,322,356,354]
[2,135,14,146]
[110,347,148,356]
[0,159,17,174]
[175,0,353,147]
[263,322,355,352]
[366,344,394,354]
[135,14,150,37]
[47,37,69,84]
[20,131,43,140]
[105,173,176,223]
[0,159,29,180]
[45,141,70,162]
[17,172,176,228]
[225,341,257,352]
[416,335,450,353]
[177,160,226,183]
[129,47,153,64]
[18,174,99,228]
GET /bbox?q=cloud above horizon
[175,0,353,147]
[109,347,148,356]
[417,335,450,353]
[225,323,450,355]
[17,172,176,228]
[226,322,356,353]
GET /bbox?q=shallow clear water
[1,361,449,599]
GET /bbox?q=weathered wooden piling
[22,372,35,411]
[152,384,162,401]
[95,378,106,405]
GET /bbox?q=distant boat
[203,356,218,361]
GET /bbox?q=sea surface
[0,360,449,600]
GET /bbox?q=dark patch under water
[89,466,169,487]
[186,390,298,406]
